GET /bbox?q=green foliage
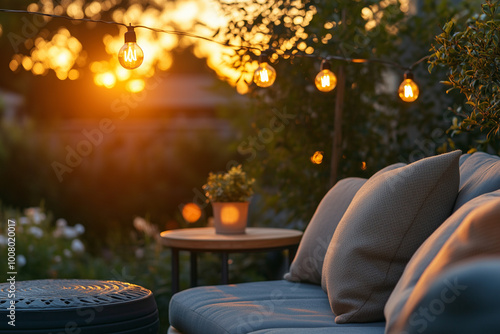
[0,121,57,207]
[215,0,468,228]
[202,165,255,202]
[0,206,86,279]
[429,0,500,146]
[0,119,232,242]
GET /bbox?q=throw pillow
[284,178,367,284]
[322,150,461,323]
[384,189,500,332]
[284,162,405,285]
[453,152,500,211]
[391,198,500,333]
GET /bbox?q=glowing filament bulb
[311,151,324,164]
[398,71,419,102]
[321,75,330,87]
[124,48,137,62]
[259,68,270,82]
[118,25,144,70]
[315,59,337,92]
[254,52,276,87]
[404,84,413,98]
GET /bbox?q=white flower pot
[212,202,249,234]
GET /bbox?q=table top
[160,227,303,251]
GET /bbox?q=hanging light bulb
[310,151,324,164]
[315,59,337,92]
[398,70,419,102]
[253,51,276,87]
[118,24,144,70]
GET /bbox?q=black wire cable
[0,8,427,71]
[0,8,129,27]
[0,8,261,52]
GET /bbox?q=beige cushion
[284,163,406,285]
[284,178,367,284]
[322,150,461,323]
[390,198,500,333]
[384,189,500,332]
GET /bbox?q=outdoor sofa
[168,150,500,334]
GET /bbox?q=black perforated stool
[0,279,159,333]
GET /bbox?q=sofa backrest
[454,152,500,212]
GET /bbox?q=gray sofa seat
[169,280,385,334]
[250,327,386,334]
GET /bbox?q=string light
[0,8,429,102]
[311,151,324,164]
[398,70,419,102]
[117,25,144,70]
[253,51,277,88]
[181,203,202,223]
[315,59,337,92]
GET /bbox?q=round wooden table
[160,227,303,294]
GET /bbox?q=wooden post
[330,65,346,187]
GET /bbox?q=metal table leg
[171,248,179,294]
[190,251,198,288]
[221,252,229,284]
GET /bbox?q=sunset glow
[8,0,263,93]
[11,27,84,80]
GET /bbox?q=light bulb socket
[404,70,414,81]
[320,59,332,71]
[124,25,137,43]
[259,50,271,64]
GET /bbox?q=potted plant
[202,165,255,234]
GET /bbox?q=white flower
[17,255,26,267]
[56,219,67,228]
[32,212,46,225]
[74,224,85,235]
[25,207,45,224]
[133,217,158,237]
[0,235,7,246]
[28,226,43,238]
[54,255,62,263]
[62,227,78,239]
[63,249,72,258]
[19,217,29,225]
[24,207,41,217]
[133,217,148,232]
[71,239,85,254]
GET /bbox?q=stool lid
[0,279,158,333]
